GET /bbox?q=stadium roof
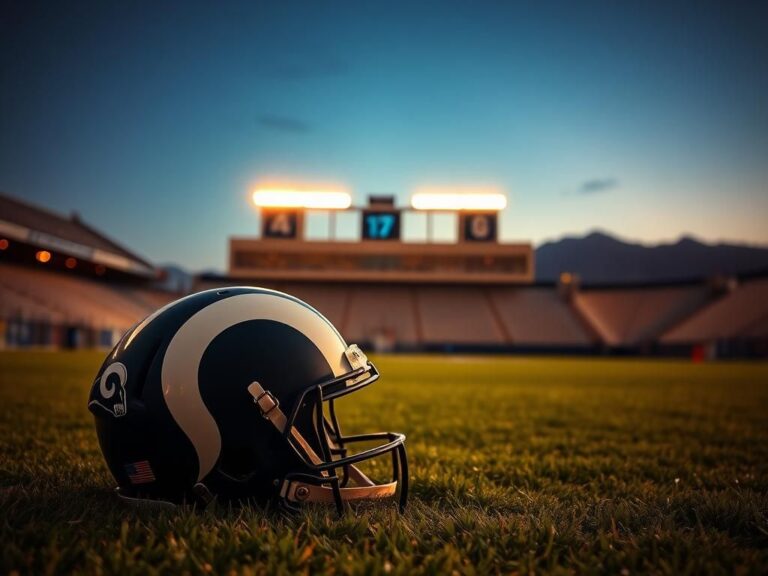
[0,192,155,278]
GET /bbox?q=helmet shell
[88,287,352,504]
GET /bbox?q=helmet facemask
[249,345,408,515]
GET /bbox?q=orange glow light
[65,257,77,269]
[36,250,52,263]
[0,238,8,250]
[252,187,352,210]
[411,189,507,211]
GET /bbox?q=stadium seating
[0,284,65,323]
[120,288,176,312]
[573,285,711,347]
[417,286,505,345]
[0,263,144,328]
[489,287,593,346]
[662,278,768,343]
[52,267,765,354]
[280,283,350,329]
[344,286,420,345]
[0,262,175,348]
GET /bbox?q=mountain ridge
[535,230,768,284]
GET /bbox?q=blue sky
[1,1,767,270]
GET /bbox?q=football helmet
[88,287,408,513]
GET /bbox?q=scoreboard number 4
[262,211,298,239]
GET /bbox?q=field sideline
[1,351,767,574]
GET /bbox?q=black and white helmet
[88,287,408,513]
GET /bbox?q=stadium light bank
[252,188,352,210]
[410,190,507,211]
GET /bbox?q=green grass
[1,351,768,575]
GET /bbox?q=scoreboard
[237,187,533,283]
[254,192,505,244]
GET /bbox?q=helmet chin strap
[247,381,398,506]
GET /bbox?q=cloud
[578,178,619,194]
[258,114,312,134]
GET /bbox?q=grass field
[1,351,767,575]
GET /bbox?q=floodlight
[252,188,352,210]
[35,250,51,263]
[410,190,507,211]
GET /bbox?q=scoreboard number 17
[362,211,400,241]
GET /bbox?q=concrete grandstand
[1,191,766,357]
[0,193,174,348]
[195,274,767,357]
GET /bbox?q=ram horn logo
[88,362,128,417]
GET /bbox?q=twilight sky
[1,1,767,270]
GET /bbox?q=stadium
[1,191,765,358]
[2,188,767,573]
[2,2,768,574]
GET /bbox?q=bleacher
[280,282,349,329]
[4,257,767,355]
[194,278,595,349]
[0,193,175,348]
[0,261,174,348]
[193,272,768,356]
[489,287,593,347]
[0,284,64,324]
[343,286,420,347]
[573,284,711,347]
[662,277,768,344]
[417,286,505,345]
[1,262,147,328]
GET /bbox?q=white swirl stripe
[161,292,351,482]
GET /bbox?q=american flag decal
[124,461,156,485]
